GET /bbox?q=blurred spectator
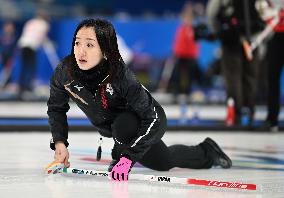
[192,3,217,42]
[169,2,201,103]
[262,2,284,132]
[193,2,207,24]
[0,21,17,89]
[206,0,265,126]
[193,2,209,39]
[117,34,133,66]
[17,10,50,100]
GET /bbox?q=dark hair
[65,18,123,82]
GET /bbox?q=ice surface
[0,132,283,198]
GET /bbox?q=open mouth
[79,59,87,64]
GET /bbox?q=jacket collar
[66,73,109,93]
[64,74,110,105]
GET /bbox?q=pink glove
[110,157,132,181]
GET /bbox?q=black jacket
[207,0,265,46]
[47,60,165,161]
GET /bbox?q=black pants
[19,47,36,92]
[169,57,201,95]
[266,33,284,126]
[221,45,258,123]
[111,107,213,171]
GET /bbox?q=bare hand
[54,141,70,168]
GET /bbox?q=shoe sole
[205,138,232,169]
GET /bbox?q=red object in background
[226,98,235,126]
[274,9,284,32]
[173,24,199,59]
[265,8,284,33]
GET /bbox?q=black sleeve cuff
[50,137,69,150]
[120,153,136,164]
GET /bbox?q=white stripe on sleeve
[130,107,158,148]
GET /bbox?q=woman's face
[74,27,103,70]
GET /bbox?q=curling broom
[45,162,256,190]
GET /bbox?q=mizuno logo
[74,85,84,91]
[64,81,88,105]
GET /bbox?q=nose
[78,46,86,56]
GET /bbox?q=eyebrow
[75,37,96,42]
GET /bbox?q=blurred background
[0,0,283,131]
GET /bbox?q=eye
[74,41,80,46]
[87,43,94,47]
